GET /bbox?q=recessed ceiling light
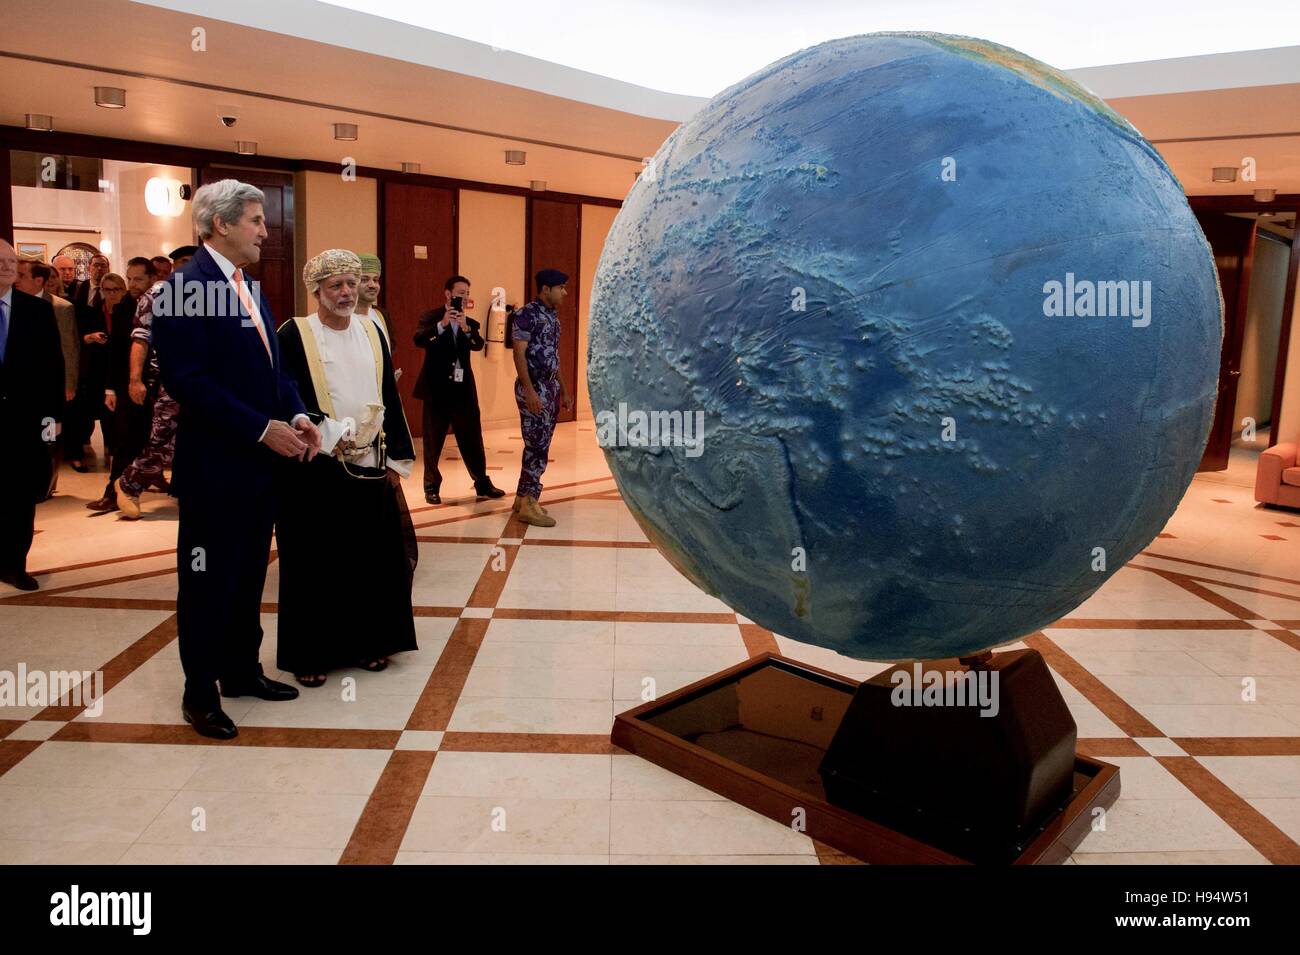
[333,123,358,141]
[94,86,126,109]
[25,113,53,131]
[505,150,526,165]
[530,180,547,191]
[1254,188,1276,202]
[235,141,258,155]
[401,162,420,174]
[1211,166,1237,183]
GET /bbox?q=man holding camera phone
[413,274,504,505]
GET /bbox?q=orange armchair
[1256,440,1300,509]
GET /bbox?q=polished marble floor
[1,421,1298,864]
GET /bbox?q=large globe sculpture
[588,33,1222,661]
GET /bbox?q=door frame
[1189,194,1300,447]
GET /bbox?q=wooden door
[527,198,580,423]
[1195,211,1257,472]
[382,181,456,437]
[198,167,295,329]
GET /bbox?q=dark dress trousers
[102,294,153,497]
[152,247,307,708]
[0,290,63,576]
[413,307,489,493]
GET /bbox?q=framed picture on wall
[17,242,47,260]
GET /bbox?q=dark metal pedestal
[611,652,1119,864]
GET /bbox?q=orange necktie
[232,268,271,360]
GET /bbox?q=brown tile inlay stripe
[412,606,468,618]
[440,732,622,754]
[739,623,781,657]
[1264,629,1300,653]
[0,739,43,779]
[0,595,178,611]
[405,617,490,731]
[1129,564,1300,607]
[0,565,178,602]
[1075,737,1148,757]
[1022,632,1165,738]
[521,538,655,549]
[1141,550,1300,587]
[37,612,179,721]
[466,542,521,609]
[51,721,401,749]
[339,750,436,865]
[1174,737,1300,757]
[415,536,501,545]
[491,608,739,624]
[1047,619,1252,630]
[1155,755,1300,865]
[1146,568,1264,620]
[0,720,24,740]
[27,546,176,579]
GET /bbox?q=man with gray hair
[152,178,322,740]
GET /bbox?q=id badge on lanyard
[453,365,464,383]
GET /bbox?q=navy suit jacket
[152,245,306,498]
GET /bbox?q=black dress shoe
[182,701,238,740]
[0,571,39,592]
[425,492,442,505]
[475,482,506,500]
[219,674,299,701]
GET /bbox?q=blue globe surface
[588,33,1222,662]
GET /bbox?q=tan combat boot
[512,495,549,515]
[516,494,556,527]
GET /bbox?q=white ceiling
[2,0,1297,198]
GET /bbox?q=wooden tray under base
[611,653,1120,864]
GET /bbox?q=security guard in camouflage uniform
[510,268,572,526]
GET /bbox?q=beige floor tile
[117,844,342,864]
[615,621,744,646]
[422,752,611,799]
[0,840,132,864]
[0,786,177,843]
[461,666,613,700]
[611,756,726,801]
[484,617,615,645]
[1132,703,1300,736]
[136,790,369,848]
[180,746,393,794]
[239,691,420,730]
[1197,756,1300,798]
[1073,849,1268,864]
[1073,799,1255,853]
[0,741,204,790]
[400,796,610,854]
[394,851,609,864]
[610,800,815,856]
[447,697,614,734]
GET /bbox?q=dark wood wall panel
[527,198,580,423]
[199,166,295,331]
[383,181,456,436]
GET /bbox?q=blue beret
[536,268,568,290]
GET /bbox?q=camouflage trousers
[119,385,179,499]
[515,377,560,499]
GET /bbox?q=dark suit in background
[153,246,307,710]
[67,293,114,456]
[0,290,63,578]
[413,306,490,495]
